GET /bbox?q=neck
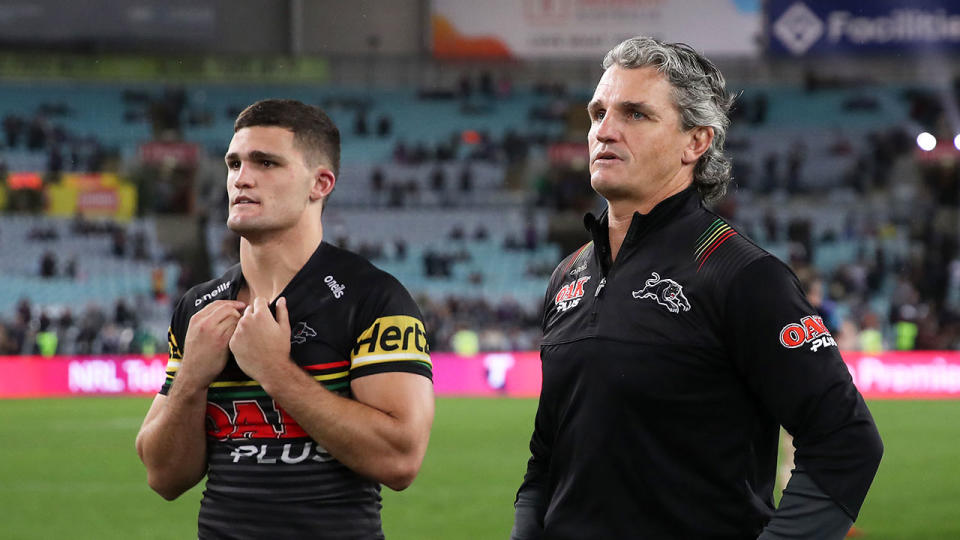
[605,178,692,262]
[238,222,323,301]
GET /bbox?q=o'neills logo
[780,315,836,352]
[195,281,231,307]
[324,275,345,299]
[555,276,590,312]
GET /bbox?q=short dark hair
[234,99,341,177]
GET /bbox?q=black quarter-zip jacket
[514,187,882,539]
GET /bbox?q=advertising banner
[768,0,960,57]
[45,173,137,220]
[3,351,959,399]
[432,0,761,59]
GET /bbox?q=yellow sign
[45,173,137,220]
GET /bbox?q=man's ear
[309,167,336,202]
[681,126,714,165]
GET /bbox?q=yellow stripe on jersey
[167,326,183,360]
[165,359,181,373]
[351,315,431,370]
[351,352,432,367]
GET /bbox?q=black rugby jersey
[515,187,882,539]
[161,241,432,540]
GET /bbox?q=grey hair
[602,36,735,203]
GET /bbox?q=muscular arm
[134,386,210,500]
[135,300,245,500]
[230,297,434,491]
[263,366,434,491]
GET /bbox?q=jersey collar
[224,241,333,314]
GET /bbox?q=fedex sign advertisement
[769,0,960,56]
[2,351,960,399]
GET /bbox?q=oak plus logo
[779,315,836,352]
[773,2,824,56]
[555,276,590,312]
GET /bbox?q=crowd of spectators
[0,297,163,357]
[8,78,960,356]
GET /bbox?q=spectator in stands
[459,163,473,193]
[512,36,882,540]
[111,227,127,257]
[458,73,473,100]
[0,321,21,355]
[354,109,368,136]
[393,238,407,261]
[430,165,447,195]
[64,256,77,279]
[376,114,392,137]
[115,299,136,327]
[858,310,884,353]
[3,114,23,147]
[39,251,58,278]
[34,313,58,357]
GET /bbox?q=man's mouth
[233,195,259,206]
[594,151,621,162]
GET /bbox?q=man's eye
[594,110,605,121]
[228,161,240,169]
[261,160,274,167]
[631,111,645,120]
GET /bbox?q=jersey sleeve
[349,274,432,381]
[158,295,189,396]
[724,255,883,520]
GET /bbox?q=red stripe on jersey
[304,360,350,371]
[697,230,738,272]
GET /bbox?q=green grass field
[1,398,957,539]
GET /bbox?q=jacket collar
[584,185,702,259]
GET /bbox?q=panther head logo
[632,272,691,313]
[290,322,317,344]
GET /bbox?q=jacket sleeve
[511,271,566,540]
[511,394,551,540]
[758,467,853,539]
[724,255,883,520]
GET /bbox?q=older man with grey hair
[511,36,882,539]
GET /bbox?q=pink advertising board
[1,351,959,399]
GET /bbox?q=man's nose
[594,115,619,143]
[232,164,255,188]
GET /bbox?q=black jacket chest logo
[632,272,691,313]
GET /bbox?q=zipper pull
[595,277,606,297]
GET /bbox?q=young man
[136,99,434,539]
[511,37,882,539]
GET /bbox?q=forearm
[262,365,429,490]
[758,468,852,540]
[135,380,210,500]
[511,479,547,540]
